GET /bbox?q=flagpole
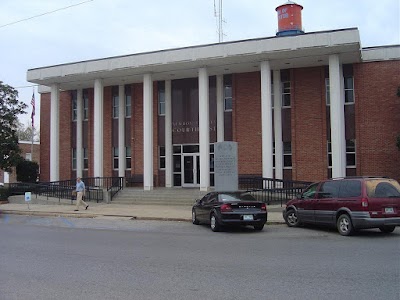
[31,88,35,162]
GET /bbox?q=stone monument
[214,141,238,191]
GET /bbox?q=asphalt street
[0,215,399,300]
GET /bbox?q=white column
[118,85,126,178]
[199,68,210,191]
[329,54,346,178]
[143,74,153,190]
[76,88,83,178]
[165,80,173,188]
[273,70,283,180]
[260,61,274,179]
[50,84,60,181]
[216,74,224,142]
[93,79,104,178]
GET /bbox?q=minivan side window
[301,183,319,199]
[318,181,341,198]
[339,180,361,198]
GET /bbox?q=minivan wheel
[285,210,300,227]
[379,225,395,233]
[192,209,200,225]
[337,214,354,236]
[210,213,221,232]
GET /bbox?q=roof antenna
[214,0,225,42]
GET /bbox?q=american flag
[31,92,35,128]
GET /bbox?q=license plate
[243,215,254,221]
[385,207,394,214]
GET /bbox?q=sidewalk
[0,196,286,224]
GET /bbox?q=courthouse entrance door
[182,154,200,187]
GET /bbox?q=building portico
[29,28,379,189]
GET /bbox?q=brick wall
[39,93,51,181]
[132,83,143,176]
[291,67,328,181]
[59,91,72,180]
[233,72,262,175]
[354,60,400,181]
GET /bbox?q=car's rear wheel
[285,209,300,227]
[337,214,354,236]
[192,209,200,225]
[379,225,396,233]
[210,213,221,232]
[254,224,264,231]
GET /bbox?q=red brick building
[27,4,400,190]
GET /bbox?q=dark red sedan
[192,191,267,232]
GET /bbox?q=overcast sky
[1,0,399,130]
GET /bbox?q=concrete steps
[111,188,209,206]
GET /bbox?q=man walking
[75,177,89,211]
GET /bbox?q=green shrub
[0,187,9,200]
[16,160,39,183]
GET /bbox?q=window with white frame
[83,91,89,120]
[283,142,292,168]
[344,77,354,104]
[346,139,356,167]
[72,148,77,170]
[327,139,356,168]
[224,75,233,111]
[158,88,165,116]
[113,147,119,169]
[272,141,276,168]
[72,93,77,121]
[125,146,131,169]
[125,85,131,118]
[224,85,232,111]
[326,77,355,105]
[159,146,165,169]
[83,148,88,170]
[282,81,291,108]
[112,94,119,119]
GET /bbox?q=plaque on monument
[214,141,238,191]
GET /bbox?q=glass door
[182,154,200,187]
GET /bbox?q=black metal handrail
[7,177,124,203]
[239,176,312,206]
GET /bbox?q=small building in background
[0,141,40,185]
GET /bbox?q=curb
[1,209,286,224]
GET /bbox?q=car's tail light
[361,198,369,208]
[261,203,267,211]
[221,204,232,212]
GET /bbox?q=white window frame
[326,77,355,106]
[283,141,292,169]
[125,92,131,118]
[158,89,165,116]
[72,149,77,170]
[224,84,232,111]
[113,147,119,170]
[112,95,119,119]
[159,146,165,170]
[83,96,89,120]
[281,81,291,108]
[125,146,131,170]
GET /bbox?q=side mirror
[296,193,302,199]
[196,199,203,205]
